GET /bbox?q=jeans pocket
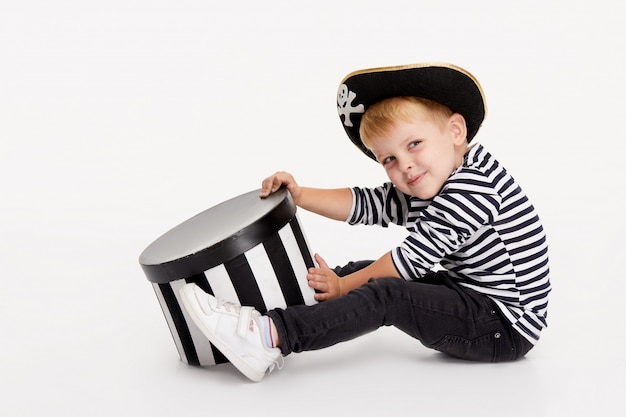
[431,332,502,362]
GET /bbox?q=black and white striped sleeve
[348,182,412,227]
[392,187,502,280]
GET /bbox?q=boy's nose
[399,157,414,172]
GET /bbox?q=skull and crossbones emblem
[337,84,364,127]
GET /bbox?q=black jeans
[267,261,533,362]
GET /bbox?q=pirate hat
[337,63,487,161]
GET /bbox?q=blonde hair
[359,97,453,149]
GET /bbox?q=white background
[1,1,624,416]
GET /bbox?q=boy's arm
[260,171,353,221]
[308,252,401,301]
[339,251,401,292]
[298,187,353,221]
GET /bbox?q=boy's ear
[449,113,468,145]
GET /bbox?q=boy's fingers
[314,253,329,269]
[259,176,281,197]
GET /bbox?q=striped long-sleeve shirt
[348,143,550,344]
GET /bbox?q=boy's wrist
[339,272,370,296]
[338,277,346,296]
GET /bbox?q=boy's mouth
[408,173,424,187]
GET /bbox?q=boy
[179,63,551,382]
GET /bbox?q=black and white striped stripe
[152,216,317,366]
[348,144,551,344]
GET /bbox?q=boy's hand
[307,253,343,301]
[259,171,301,205]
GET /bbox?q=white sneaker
[178,283,283,382]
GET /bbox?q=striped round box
[139,188,317,366]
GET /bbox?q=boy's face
[367,112,467,200]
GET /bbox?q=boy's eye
[408,140,421,149]
[382,156,395,165]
